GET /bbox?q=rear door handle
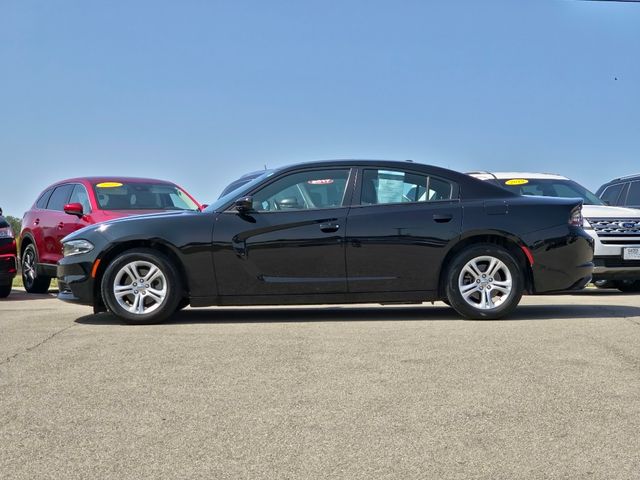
[433,214,453,223]
[34,218,40,225]
[319,222,340,233]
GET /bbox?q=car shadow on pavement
[74,303,640,326]
[0,289,59,302]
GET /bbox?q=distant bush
[5,216,21,237]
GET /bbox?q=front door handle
[57,222,65,229]
[432,214,453,223]
[319,222,340,233]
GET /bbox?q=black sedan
[0,208,17,298]
[57,160,594,324]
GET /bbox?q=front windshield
[498,178,603,205]
[204,171,273,212]
[93,182,199,211]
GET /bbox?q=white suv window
[600,183,624,206]
[625,181,640,207]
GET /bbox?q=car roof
[49,177,177,186]
[601,173,640,184]
[221,159,516,201]
[467,171,569,181]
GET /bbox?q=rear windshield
[93,182,199,211]
[496,178,603,205]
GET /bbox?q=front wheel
[21,244,51,294]
[101,249,182,325]
[445,244,524,320]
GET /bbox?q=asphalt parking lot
[1,290,639,479]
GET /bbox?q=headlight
[63,239,94,257]
[582,218,592,229]
[0,226,14,239]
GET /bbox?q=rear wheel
[0,284,11,298]
[614,280,640,293]
[101,248,182,325]
[446,244,523,320]
[21,244,51,294]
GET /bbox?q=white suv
[468,171,640,292]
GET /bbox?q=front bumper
[592,257,640,281]
[584,229,640,281]
[57,255,96,306]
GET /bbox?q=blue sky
[1,0,639,216]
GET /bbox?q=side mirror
[64,202,84,217]
[235,196,253,213]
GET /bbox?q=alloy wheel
[458,255,513,310]
[112,260,167,315]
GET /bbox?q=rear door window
[35,189,54,209]
[360,169,454,205]
[46,185,74,211]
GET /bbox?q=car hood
[96,209,170,220]
[63,210,201,242]
[582,205,640,218]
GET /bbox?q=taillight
[569,206,583,227]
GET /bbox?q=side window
[361,169,453,205]
[600,183,624,206]
[69,185,92,213]
[35,189,53,209]
[46,184,74,211]
[251,169,350,212]
[625,181,640,207]
[429,177,453,201]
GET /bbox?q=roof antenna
[264,164,267,170]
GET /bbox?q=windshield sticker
[505,179,529,186]
[307,179,334,185]
[96,182,124,188]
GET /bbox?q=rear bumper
[527,226,594,294]
[0,254,17,285]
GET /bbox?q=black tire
[21,244,51,294]
[445,244,524,320]
[614,280,640,293]
[101,248,182,325]
[0,283,11,298]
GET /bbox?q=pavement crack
[0,324,78,367]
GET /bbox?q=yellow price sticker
[505,179,529,186]
[96,182,123,188]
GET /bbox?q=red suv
[20,177,201,293]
